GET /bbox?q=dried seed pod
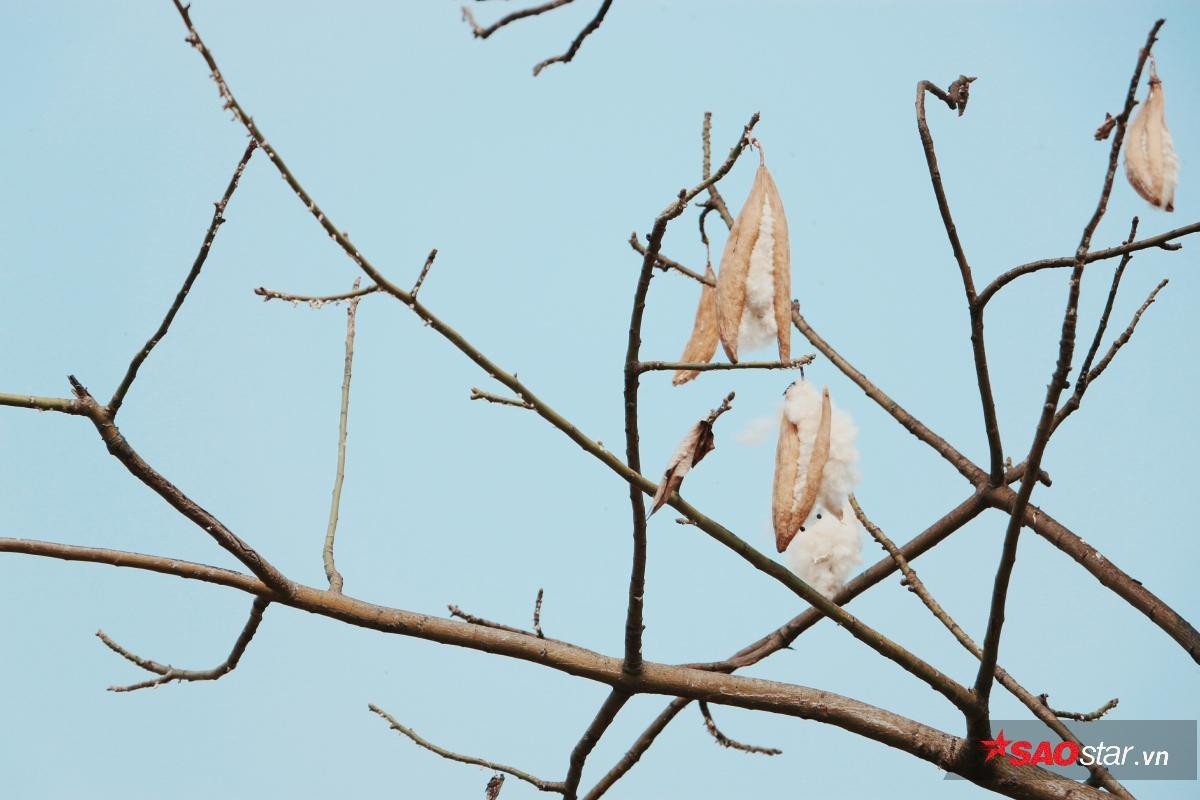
[772,380,860,554]
[715,159,792,363]
[649,392,734,516]
[1125,67,1179,212]
[672,264,719,386]
[773,387,830,552]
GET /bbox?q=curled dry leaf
[1125,67,1179,212]
[673,263,719,386]
[715,159,792,363]
[649,392,735,516]
[773,387,831,552]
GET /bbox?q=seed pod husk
[715,160,792,363]
[1125,69,1179,212]
[773,386,831,552]
[673,264,719,386]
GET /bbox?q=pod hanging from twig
[672,264,719,386]
[715,153,792,363]
[1125,62,1179,212]
[771,380,862,597]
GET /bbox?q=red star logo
[980,730,1012,763]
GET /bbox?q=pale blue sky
[2,2,1198,798]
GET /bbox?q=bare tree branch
[470,387,534,409]
[969,18,1167,747]
[976,220,1200,307]
[582,491,989,798]
[66,376,293,596]
[1039,695,1120,722]
[108,141,257,418]
[619,113,761,676]
[851,496,1132,798]
[410,248,439,299]
[323,281,362,594]
[532,0,613,76]
[629,233,713,285]
[97,596,269,692]
[698,701,782,756]
[916,75,1004,485]
[463,0,575,39]
[638,357,812,375]
[461,0,612,77]
[533,588,546,638]
[370,703,566,793]
[254,284,381,306]
[563,690,629,800]
[702,112,734,228]
[1052,277,1168,434]
[0,535,1113,800]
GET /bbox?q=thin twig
[471,387,534,409]
[108,141,256,417]
[698,701,782,756]
[370,704,566,793]
[977,220,1200,307]
[533,588,546,638]
[916,75,1003,485]
[254,284,381,306]
[702,112,734,228]
[448,604,537,637]
[532,0,613,76]
[1050,217,1139,434]
[463,0,575,39]
[323,280,362,594]
[1039,695,1119,722]
[1053,278,1167,435]
[411,248,439,299]
[638,357,812,375]
[629,233,713,285]
[97,597,269,692]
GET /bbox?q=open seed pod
[773,386,830,552]
[715,158,792,363]
[771,380,860,553]
[1125,65,1179,212]
[672,264,719,386]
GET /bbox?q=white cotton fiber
[784,499,863,598]
[783,380,859,513]
[736,196,778,352]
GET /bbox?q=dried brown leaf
[649,393,733,516]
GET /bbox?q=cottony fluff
[784,499,862,598]
[737,199,779,351]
